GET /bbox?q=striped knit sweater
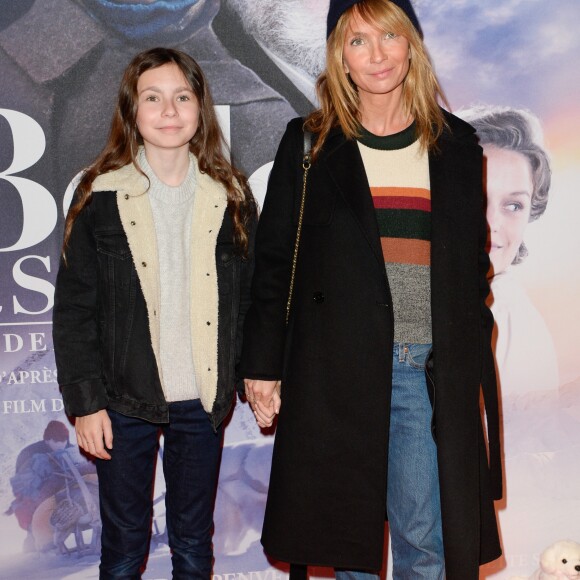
[357,123,432,344]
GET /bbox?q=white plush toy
[511,540,580,580]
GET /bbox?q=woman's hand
[244,379,281,428]
[75,409,113,460]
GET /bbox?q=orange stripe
[371,187,430,200]
[381,238,430,266]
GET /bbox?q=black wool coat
[239,112,502,579]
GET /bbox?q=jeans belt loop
[398,342,405,363]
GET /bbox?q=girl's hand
[75,409,113,460]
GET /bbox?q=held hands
[244,379,281,428]
[75,409,113,460]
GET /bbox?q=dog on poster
[511,540,580,580]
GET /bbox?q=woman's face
[136,63,200,156]
[485,145,533,275]
[342,12,410,107]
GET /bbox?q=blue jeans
[96,399,222,579]
[336,343,444,580]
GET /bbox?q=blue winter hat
[326,0,422,39]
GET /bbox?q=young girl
[53,47,256,578]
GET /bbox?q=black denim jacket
[53,189,255,429]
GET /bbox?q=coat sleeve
[472,136,503,501]
[237,118,303,380]
[52,199,109,417]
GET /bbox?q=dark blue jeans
[96,399,222,579]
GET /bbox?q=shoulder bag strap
[285,129,313,324]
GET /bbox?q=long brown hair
[306,0,448,159]
[63,47,256,256]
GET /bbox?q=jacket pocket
[96,231,132,260]
[216,242,236,295]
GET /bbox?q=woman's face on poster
[485,145,533,275]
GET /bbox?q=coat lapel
[428,144,447,261]
[428,132,470,287]
[322,131,384,266]
[320,125,465,272]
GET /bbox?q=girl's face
[136,63,200,155]
[342,12,410,108]
[485,145,533,275]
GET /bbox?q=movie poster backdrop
[0,1,578,578]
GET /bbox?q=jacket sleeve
[473,137,503,501]
[237,118,303,380]
[235,211,257,395]
[52,199,109,417]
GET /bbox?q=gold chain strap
[286,145,312,324]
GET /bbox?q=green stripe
[357,121,417,150]
[375,209,431,240]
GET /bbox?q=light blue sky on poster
[414,0,580,114]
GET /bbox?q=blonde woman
[240,1,502,578]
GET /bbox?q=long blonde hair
[64,47,256,256]
[306,0,447,159]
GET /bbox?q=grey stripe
[385,262,432,344]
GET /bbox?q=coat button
[313,291,325,303]
[142,262,147,267]
[124,194,129,200]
